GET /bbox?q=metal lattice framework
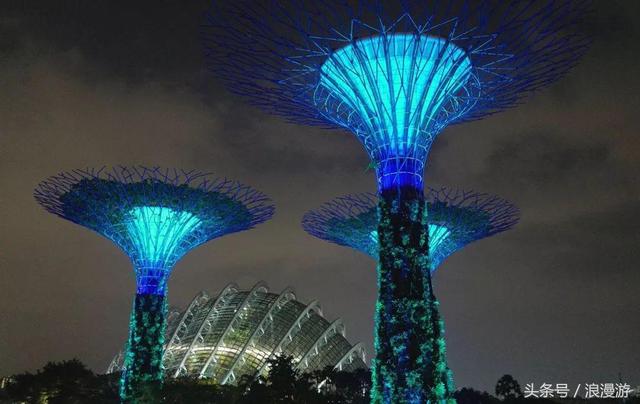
[34,166,275,295]
[302,187,519,270]
[199,2,588,401]
[201,0,590,191]
[35,166,275,400]
[107,283,367,384]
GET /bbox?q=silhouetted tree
[239,355,323,403]
[496,374,523,401]
[1,357,373,403]
[316,367,370,404]
[268,355,300,401]
[3,359,117,403]
[163,377,206,402]
[454,387,500,404]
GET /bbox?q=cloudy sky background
[1,0,638,391]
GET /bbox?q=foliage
[1,359,118,403]
[312,367,371,404]
[8,363,639,403]
[120,294,167,402]
[454,387,501,404]
[496,374,524,400]
[237,356,327,403]
[1,358,370,404]
[371,197,454,403]
[161,378,238,403]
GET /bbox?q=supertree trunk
[120,292,167,402]
[371,187,454,404]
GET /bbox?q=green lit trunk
[120,293,167,403]
[371,189,454,403]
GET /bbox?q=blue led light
[127,206,202,267]
[319,34,471,190]
[126,206,202,294]
[428,224,452,251]
[204,1,589,192]
[320,34,471,153]
[34,166,275,296]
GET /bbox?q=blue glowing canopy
[302,189,519,271]
[319,34,473,190]
[202,0,589,191]
[126,207,203,268]
[34,166,275,295]
[125,206,204,294]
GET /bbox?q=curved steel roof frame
[221,287,297,384]
[198,282,269,378]
[253,299,323,380]
[295,319,345,371]
[171,283,239,377]
[334,342,367,371]
[162,290,211,368]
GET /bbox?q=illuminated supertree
[302,188,519,272]
[201,1,589,401]
[34,166,274,402]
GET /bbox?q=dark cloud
[1,0,639,393]
[1,0,209,82]
[485,132,611,187]
[513,201,640,277]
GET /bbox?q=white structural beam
[198,282,268,378]
[333,342,366,371]
[253,300,322,380]
[171,283,239,377]
[295,319,345,371]
[221,287,296,385]
[162,291,210,367]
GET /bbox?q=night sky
[1,0,639,393]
